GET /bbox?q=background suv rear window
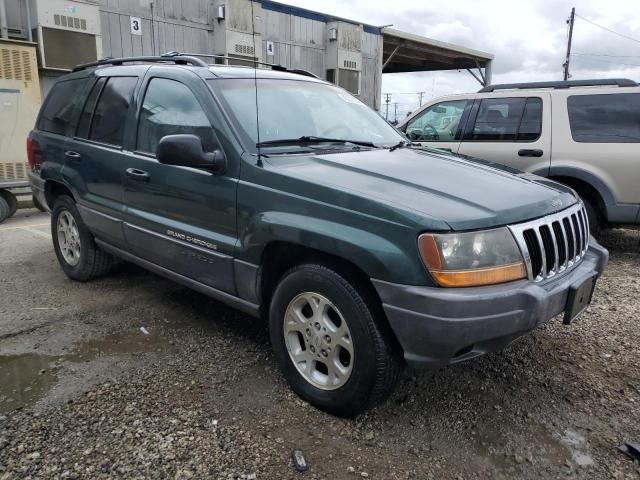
[467,97,542,142]
[88,77,138,147]
[568,93,640,143]
[37,78,89,136]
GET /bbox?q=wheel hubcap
[284,292,354,391]
[57,210,81,266]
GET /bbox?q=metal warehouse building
[1,0,493,110]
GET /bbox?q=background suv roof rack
[478,78,638,92]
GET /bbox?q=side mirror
[156,134,226,174]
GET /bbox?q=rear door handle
[518,149,544,157]
[125,168,150,182]
[65,150,81,161]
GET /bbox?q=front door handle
[518,149,544,157]
[125,168,150,182]
[65,150,81,161]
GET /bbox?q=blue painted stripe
[261,0,381,35]
[0,88,20,93]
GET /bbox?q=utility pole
[393,102,398,123]
[563,7,575,81]
[384,93,392,121]
[417,91,426,107]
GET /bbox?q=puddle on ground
[0,328,168,414]
[472,423,571,470]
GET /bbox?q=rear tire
[51,195,114,281]
[269,263,403,417]
[0,191,18,218]
[0,196,9,224]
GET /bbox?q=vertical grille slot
[552,221,566,267]
[523,229,542,279]
[509,203,589,282]
[539,225,556,274]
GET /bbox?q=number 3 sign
[130,17,142,35]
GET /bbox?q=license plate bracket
[563,273,597,325]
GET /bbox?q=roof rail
[478,78,638,93]
[72,54,208,72]
[170,52,320,78]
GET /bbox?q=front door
[121,72,238,293]
[457,94,551,175]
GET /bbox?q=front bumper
[373,240,608,368]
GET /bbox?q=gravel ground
[0,210,639,479]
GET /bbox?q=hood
[264,147,577,231]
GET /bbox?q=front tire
[51,195,114,281]
[269,263,402,417]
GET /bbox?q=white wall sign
[266,41,274,57]
[130,16,142,36]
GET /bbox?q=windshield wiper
[256,136,377,149]
[389,140,413,152]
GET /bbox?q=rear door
[457,93,551,175]
[64,71,141,248]
[400,97,472,153]
[120,68,238,293]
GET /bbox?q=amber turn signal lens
[429,263,527,287]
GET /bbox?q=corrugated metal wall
[7,0,383,108]
[98,0,213,58]
[261,7,326,78]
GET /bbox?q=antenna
[250,1,263,167]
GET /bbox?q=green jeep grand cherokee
[28,54,608,416]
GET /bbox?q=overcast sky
[284,0,640,118]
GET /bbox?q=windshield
[209,79,404,151]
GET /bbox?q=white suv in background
[397,79,640,234]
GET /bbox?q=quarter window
[89,77,138,147]
[567,93,640,143]
[137,78,216,155]
[405,100,469,142]
[37,78,89,136]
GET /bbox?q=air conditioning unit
[32,0,102,70]
[0,39,41,181]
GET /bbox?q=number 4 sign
[130,16,142,35]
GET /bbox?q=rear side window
[467,97,542,142]
[568,93,640,143]
[37,78,88,135]
[89,77,138,147]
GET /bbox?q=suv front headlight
[418,228,526,287]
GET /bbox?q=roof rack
[478,78,638,93]
[72,51,321,79]
[170,52,319,78]
[72,54,208,72]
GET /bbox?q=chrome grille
[509,202,589,282]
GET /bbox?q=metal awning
[382,27,494,85]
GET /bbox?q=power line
[575,13,640,45]
[572,56,640,68]
[573,52,640,59]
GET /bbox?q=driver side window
[405,100,469,142]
